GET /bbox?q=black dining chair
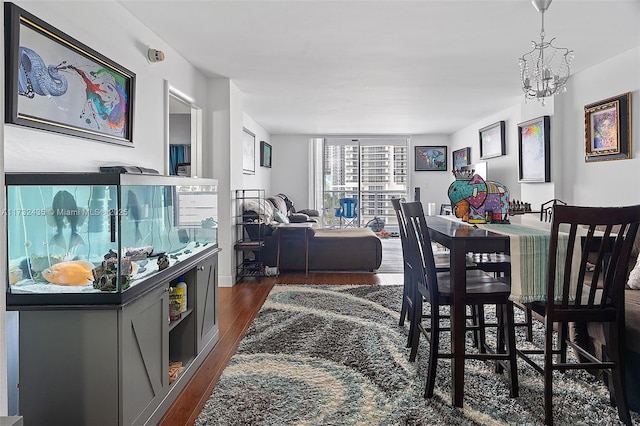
[392,198,452,331]
[516,204,640,425]
[400,201,519,398]
[540,198,567,222]
[392,197,483,349]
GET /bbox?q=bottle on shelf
[169,287,181,321]
[176,275,187,313]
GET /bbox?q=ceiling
[120,0,640,136]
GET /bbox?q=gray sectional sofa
[242,193,382,272]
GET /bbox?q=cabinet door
[195,253,219,351]
[121,284,169,426]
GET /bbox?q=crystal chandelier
[519,0,574,105]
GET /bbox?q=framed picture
[452,147,471,169]
[479,121,506,159]
[242,128,255,174]
[518,116,550,183]
[260,141,272,168]
[584,92,632,162]
[415,146,447,171]
[4,3,135,146]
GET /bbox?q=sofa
[241,193,382,272]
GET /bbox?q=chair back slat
[391,198,410,274]
[401,201,440,303]
[548,205,640,311]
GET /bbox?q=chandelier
[518,0,574,105]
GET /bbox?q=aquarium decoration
[157,253,170,271]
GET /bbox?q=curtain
[170,145,191,175]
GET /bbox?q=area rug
[195,285,640,425]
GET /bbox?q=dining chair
[400,201,519,399]
[516,204,640,425]
[391,198,452,333]
[540,198,567,222]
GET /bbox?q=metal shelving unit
[234,189,266,280]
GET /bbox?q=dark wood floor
[158,272,399,425]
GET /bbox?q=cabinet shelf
[234,241,265,250]
[168,307,194,331]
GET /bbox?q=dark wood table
[275,222,314,277]
[426,215,510,407]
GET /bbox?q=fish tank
[5,172,218,306]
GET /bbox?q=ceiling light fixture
[518,0,574,105]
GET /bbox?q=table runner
[476,223,579,304]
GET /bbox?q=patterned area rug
[195,285,639,425]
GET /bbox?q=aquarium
[5,173,218,305]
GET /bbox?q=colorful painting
[260,141,272,168]
[479,121,506,159]
[591,107,618,151]
[518,116,550,183]
[452,147,471,169]
[415,146,447,171]
[4,3,135,145]
[585,93,631,162]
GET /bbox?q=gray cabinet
[13,248,219,426]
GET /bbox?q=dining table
[426,215,510,407]
[425,214,581,408]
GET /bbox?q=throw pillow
[298,209,319,217]
[289,213,310,223]
[273,210,290,224]
[628,255,640,289]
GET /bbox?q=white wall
[450,46,640,211]
[5,1,208,174]
[450,104,523,203]
[271,135,312,209]
[557,47,640,206]
[1,1,211,412]
[242,113,272,196]
[409,134,453,209]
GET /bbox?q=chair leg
[524,307,534,342]
[476,305,487,354]
[424,303,440,398]
[408,294,421,362]
[503,301,519,398]
[495,304,505,374]
[607,321,632,425]
[399,288,407,327]
[544,318,555,425]
[557,321,568,370]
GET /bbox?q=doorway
[322,137,409,229]
[166,83,202,177]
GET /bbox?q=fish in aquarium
[127,190,143,243]
[41,260,95,286]
[46,190,87,250]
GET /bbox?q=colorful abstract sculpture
[447,171,509,223]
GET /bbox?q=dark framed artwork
[518,116,551,183]
[242,127,255,174]
[452,147,471,169]
[479,121,506,159]
[4,3,135,146]
[584,92,632,162]
[260,141,272,168]
[415,146,447,171]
